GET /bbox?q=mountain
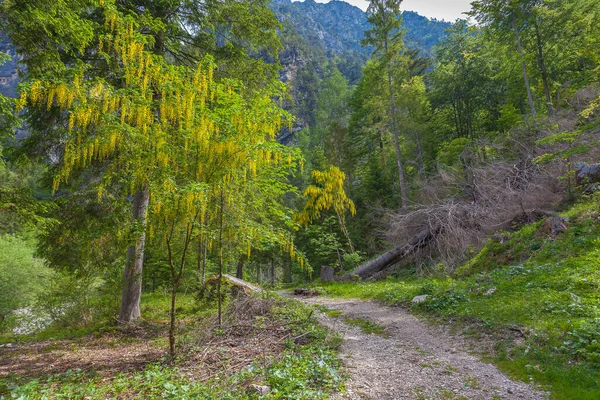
[270,0,452,139]
[270,0,452,60]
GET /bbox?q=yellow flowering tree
[17,0,307,332]
[296,166,356,255]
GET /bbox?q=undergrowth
[0,294,345,399]
[307,197,600,399]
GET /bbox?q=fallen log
[222,274,262,294]
[336,228,434,281]
[204,274,260,293]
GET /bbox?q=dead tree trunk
[337,228,433,281]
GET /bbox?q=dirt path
[295,296,547,400]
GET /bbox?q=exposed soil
[0,298,291,384]
[0,329,165,379]
[295,296,548,400]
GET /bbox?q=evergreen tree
[363,0,409,209]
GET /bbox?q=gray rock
[576,162,600,190]
[411,295,429,303]
[484,287,497,296]
[249,384,271,395]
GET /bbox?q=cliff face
[271,0,371,57]
[271,0,451,60]
[0,33,20,98]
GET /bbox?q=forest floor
[0,295,344,398]
[294,294,547,400]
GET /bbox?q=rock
[491,234,511,243]
[248,384,271,395]
[576,162,600,187]
[411,295,429,304]
[320,266,334,282]
[484,287,497,296]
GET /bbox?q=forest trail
[294,296,547,400]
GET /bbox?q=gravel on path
[295,296,548,400]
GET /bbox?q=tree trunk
[197,237,203,283]
[270,258,275,286]
[284,260,292,283]
[236,257,244,279]
[169,284,177,360]
[415,130,428,184]
[217,189,224,326]
[320,266,335,282]
[534,20,553,116]
[222,274,261,293]
[384,37,408,210]
[513,14,536,118]
[337,228,433,281]
[119,184,150,324]
[202,238,207,284]
[337,213,355,253]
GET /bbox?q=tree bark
[236,257,244,279]
[337,213,355,253]
[337,228,433,281]
[197,237,203,283]
[169,284,177,358]
[320,266,335,282]
[270,258,275,286]
[119,184,150,324]
[414,129,428,184]
[283,259,292,283]
[384,37,408,210]
[217,189,224,326]
[512,13,536,118]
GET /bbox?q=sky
[300,0,473,22]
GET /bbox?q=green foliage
[436,138,470,168]
[0,234,53,331]
[342,252,364,272]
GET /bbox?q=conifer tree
[363,0,408,210]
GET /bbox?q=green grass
[305,197,600,399]
[342,316,387,336]
[325,309,343,318]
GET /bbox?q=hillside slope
[313,197,600,399]
[271,0,451,59]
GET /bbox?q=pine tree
[363,0,408,210]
